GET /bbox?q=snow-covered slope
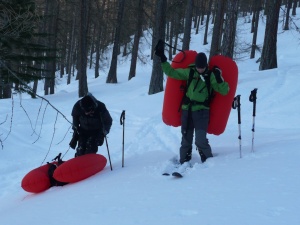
[1,10,300,225]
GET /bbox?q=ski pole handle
[232,95,240,109]
[232,95,242,158]
[120,110,125,168]
[156,39,186,63]
[120,110,125,125]
[232,95,241,124]
[158,39,184,54]
[249,88,257,117]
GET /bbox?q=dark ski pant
[75,132,104,157]
[180,109,213,164]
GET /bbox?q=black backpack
[179,66,217,110]
[47,153,68,187]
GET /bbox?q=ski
[161,156,180,176]
[162,158,192,177]
[162,172,183,177]
[172,172,183,178]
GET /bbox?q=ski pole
[104,135,113,170]
[120,110,125,167]
[249,88,257,153]
[232,95,242,158]
[154,39,185,63]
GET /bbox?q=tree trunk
[67,4,77,85]
[32,80,38,97]
[4,83,12,99]
[128,0,144,80]
[0,79,2,99]
[89,27,96,69]
[283,0,293,30]
[60,28,67,78]
[168,15,175,59]
[94,27,101,79]
[173,32,179,55]
[148,0,167,95]
[250,0,261,59]
[43,0,59,95]
[50,1,59,95]
[292,0,297,16]
[78,0,89,97]
[259,0,281,70]
[203,0,213,45]
[43,0,50,95]
[94,0,106,79]
[182,0,193,50]
[106,0,126,83]
[221,0,239,58]
[122,42,127,57]
[209,0,227,59]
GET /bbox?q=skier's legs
[193,110,213,162]
[195,129,212,161]
[180,129,194,164]
[180,110,194,164]
[76,135,87,157]
[85,135,98,154]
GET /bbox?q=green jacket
[161,62,229,111]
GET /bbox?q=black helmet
[195,52,207,68]
[80,95,96,112]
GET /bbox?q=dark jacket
[71,97,112,135]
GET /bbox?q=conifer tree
[0,0,55,98]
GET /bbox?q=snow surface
[1,10,300,225]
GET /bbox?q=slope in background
[0,9,300,225]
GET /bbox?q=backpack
[180,66,218,110]
[47,153,68,187]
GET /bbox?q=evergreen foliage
[0,0,55,98]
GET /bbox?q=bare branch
[56,125,72,145]
[0,61,72,125]
[32,103,48,144]
[0,115,8,125]
[0,3,37,38]
[18,94,37,136]
[32,99,44,136]
[40,112,59,165]
[2,94,14,143]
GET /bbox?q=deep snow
[1,9,300,225]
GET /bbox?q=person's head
[80,95,96,114]
[195,52,207,73]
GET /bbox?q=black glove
[74,126,82,136]
[154,39,167,63]
[213,66,224,83]
[72,125,80,134]
[69,131,78,149]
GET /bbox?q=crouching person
[70,93,112,157]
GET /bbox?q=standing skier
[155,40,229,164]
